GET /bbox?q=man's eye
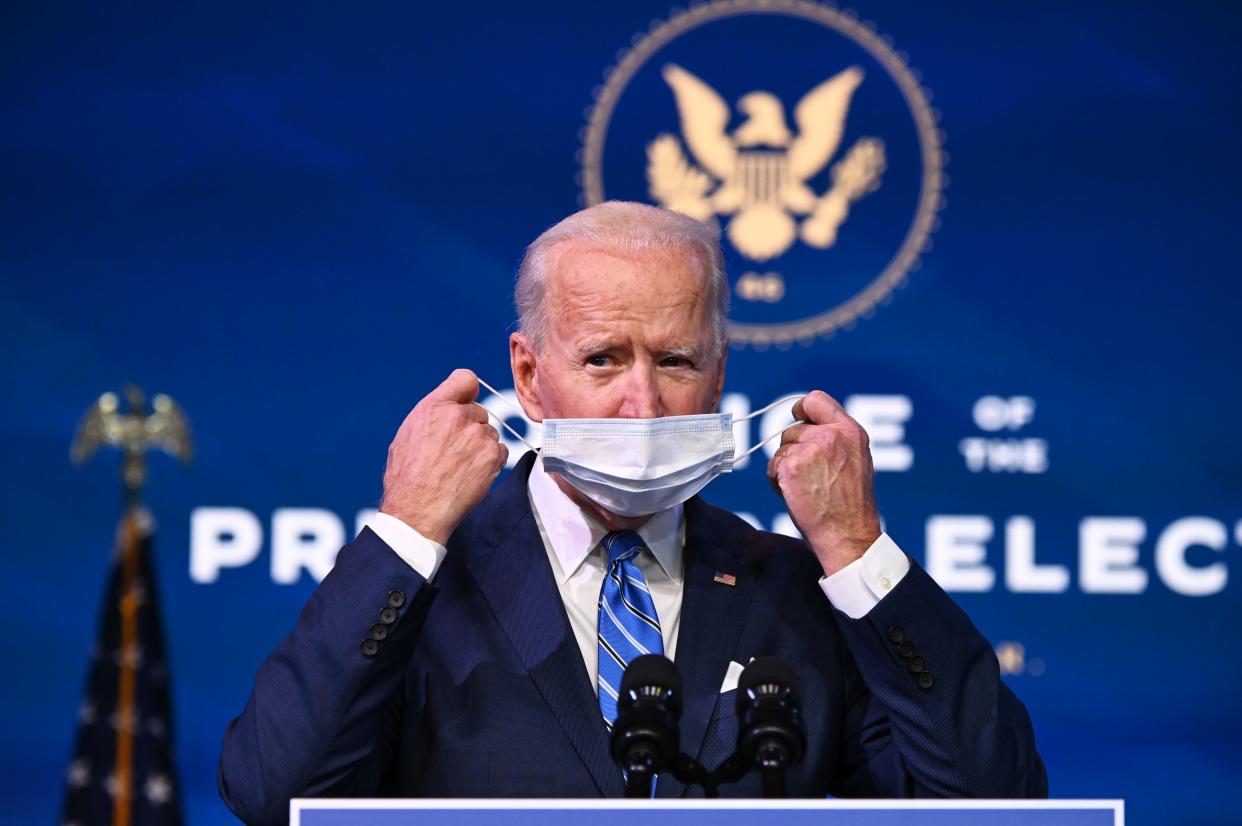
[587,355,609,367]
[660,356,690,368]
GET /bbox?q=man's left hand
[767,390,882,577]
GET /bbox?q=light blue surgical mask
[478,378,802,517]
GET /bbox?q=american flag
[61,507,183,826]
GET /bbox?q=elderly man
[219,202,1045,823]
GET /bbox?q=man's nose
[617,362,661,419]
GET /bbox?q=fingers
[793,390,848,425]
[766,442,808,496]
[779,422,810,446]
[429,368,479,404]
[768,441,801,473]
[468,421,506,475]
[766,444,788,496]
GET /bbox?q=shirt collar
[527,454,684,586]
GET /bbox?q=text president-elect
[220,202,1046,823]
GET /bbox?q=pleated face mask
[478,378,803,517]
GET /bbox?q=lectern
[291,799,1123,826]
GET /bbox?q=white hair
[514,201,729,356]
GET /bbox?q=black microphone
[610,654,683,798]
[736,657,806,798]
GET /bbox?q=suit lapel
[661,498,757,797]
[466,452,624,798]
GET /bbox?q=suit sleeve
[827,557,1048,799]
[217,527,438,825]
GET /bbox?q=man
[219,202,1046,824]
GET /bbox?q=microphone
[610,654,683,798]
[736,657,806,798]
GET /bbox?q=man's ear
[509,332,545,422]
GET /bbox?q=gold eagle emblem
[648,64,886,262]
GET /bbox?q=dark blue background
[2,2,1239,823]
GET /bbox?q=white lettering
[959,438,987,471]
[1021,439,1049,472]
[1004,516,1069,592]
[1080,517,1147,593]
[1007,396,1036,430]
[1155,516,1228,596]
[958,437,1048,473]
[847,395,913,472]
[271,508,346,585]
[190,507,263,584]
[973,396,1009,432]
[973,396,1036,432]
[926,516,995,591]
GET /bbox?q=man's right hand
[379,369,509,546]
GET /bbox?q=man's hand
[379,369,509,546]
[767,390,882,577]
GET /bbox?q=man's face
[511,240,726,424]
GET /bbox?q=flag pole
[113,509,140,826]
[111,387,152,826]
[69,384,192,824]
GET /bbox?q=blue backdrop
[3,1,1239,824]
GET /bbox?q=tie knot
[602,531,646,565]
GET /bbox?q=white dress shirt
[363,456,911,687]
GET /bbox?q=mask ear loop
[733,393,807,462]
[476,376,542,452]
[474,382,806,459]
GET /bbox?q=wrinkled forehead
[543,239,711,313]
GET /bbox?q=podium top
[291,798,1124,826]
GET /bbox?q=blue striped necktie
[597,530,664,730]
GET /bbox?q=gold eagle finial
[72,385,193,498]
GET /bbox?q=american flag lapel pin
[713,571,737,587]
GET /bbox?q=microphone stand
[666,748,786,798]
[757,748,789,799]
[611,655,804,799]
[623,771,654,798]
[669,753,717,797]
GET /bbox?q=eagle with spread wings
[647,64,886,262]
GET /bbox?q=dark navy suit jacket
[219,452,1046,824]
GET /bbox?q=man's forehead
[550,247,703,309]
[540,240,714,347]
[568,333,707,356]
[546,240,702,289]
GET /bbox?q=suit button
[370,623,389,641]
[917,671,935,689]
[887,626,905,644]
[897,640,915,658]
[379,606,398,625]
[361,639,379,657]
[908,656,925,673]
[387,590,406,609]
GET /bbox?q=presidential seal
[578,0,945,347]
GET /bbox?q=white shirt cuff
[818,532,910,619]
[363,511,448,582]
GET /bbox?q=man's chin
[548,472,655,530]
